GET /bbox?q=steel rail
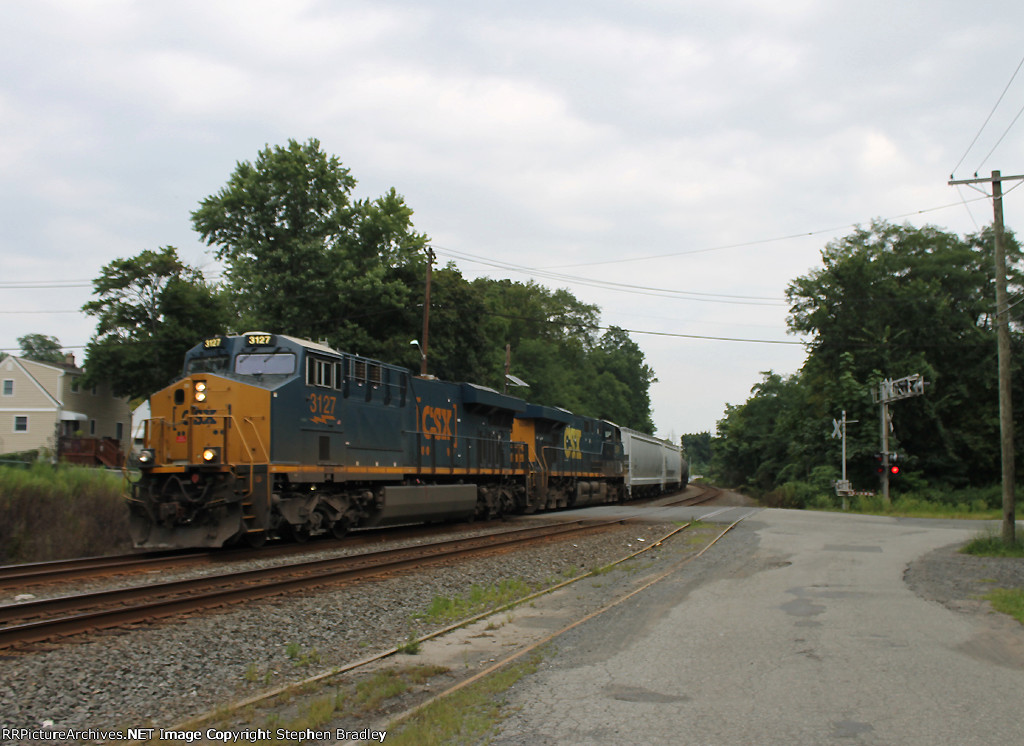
[0,518,631,649]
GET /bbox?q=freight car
[621,427,689,499]
[127,332,687,549]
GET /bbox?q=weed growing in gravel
[385,648,546,745]
[397,631,421,654]
[284,643,321,666]
[415,578,535,624]
[255,665,448,736]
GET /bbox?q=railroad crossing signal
[873,374,926,505]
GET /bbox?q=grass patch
[414,579,535,625]
[981,588,1024,625]
[283,643,321,666]
[259,665,448,739]
[385,649,546,745]
[0,462,131,562]
[960,531,1024,558]
[397,633,421,655]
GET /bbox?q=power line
[531,198,992,270]
[951,52,1024,178]
[976,99,1024,174]
[436,246,787,305]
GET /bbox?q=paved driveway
[493,509,1024,745]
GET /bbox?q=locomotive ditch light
[194,381,208,402]
[138,448,155,466]
[201,446,221,464]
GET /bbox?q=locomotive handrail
[141,414,269,466]
[412,429,530,476]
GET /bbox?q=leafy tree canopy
[713,220,1024,494]
[191,138,429,348]
[83,140,660,433]
[81,246,229,398]
[18,333,64,364]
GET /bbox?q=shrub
[0,463,132,563]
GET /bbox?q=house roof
[2,356,63,408]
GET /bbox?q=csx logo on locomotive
[564,426,582,460]
[421,403,456,440]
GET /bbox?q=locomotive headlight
[201,446,221,464]
[194,381,208,402]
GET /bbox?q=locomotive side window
[235,353,296,375]
[306,356,334,388]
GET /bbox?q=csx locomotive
[128,333,687,549]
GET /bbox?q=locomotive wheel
[331,517,350,539]
[287,523,311,543]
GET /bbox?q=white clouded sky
[3,0,1023,437]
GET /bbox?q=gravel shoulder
[904,539,1024,614]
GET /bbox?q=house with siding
[0,353,132,465]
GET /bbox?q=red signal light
[890,465,900,475]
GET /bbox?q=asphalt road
[490,508,1024,745]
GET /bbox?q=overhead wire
[1,194,1016,352]
[535,198,992,270]
[951,52,1024,178]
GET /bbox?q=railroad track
[0,520,510,592]
[0,486,717,593]
[0,517,635,650]
[0,550,210,591]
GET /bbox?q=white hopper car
[619,427,689,498]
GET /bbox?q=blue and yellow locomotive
[128,333,657,549]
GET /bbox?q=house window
[2,380,12,396]
[116,422,124,441]
[90,419,96,435]
[14,416,28,432]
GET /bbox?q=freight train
[127,332,687,549]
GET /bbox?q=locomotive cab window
[235,352,296,375]
[187,354,230,374]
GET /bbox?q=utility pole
[879,397,891,506]
[420,246,435,376]
[949,171,1023,544]
[831,411,857,510]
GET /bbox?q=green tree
[82,247,229,398]
[191,138,429,350]
[681,432,712,476]
[474,278,600,411]
[18,334,64,364]
[588,326,656,432]
[712,371,811,493]
[787,220,1023,488]
[713,220,1023,494]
